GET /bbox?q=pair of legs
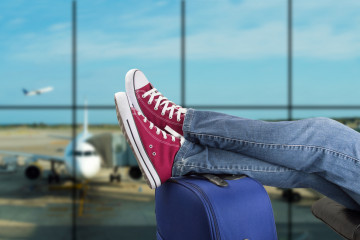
[118,69,360,211]
[172,109,360,211]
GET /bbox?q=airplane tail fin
[22,88,28,95]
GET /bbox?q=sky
[0,0,360,124]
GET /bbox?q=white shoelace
[142,88,187,122]
[137,111,176,142]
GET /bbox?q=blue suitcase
[155,175,278,240]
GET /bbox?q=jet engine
[24,163,42,180]
[129,166,142,180]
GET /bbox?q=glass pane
[75,109,156,239]
[187,0,287,106]
[293,1,360,105]
[294,109,360,122]
[194,108,287,120]
[199,109,344,239]
[77,0,181,105]
[277,109,357,239]
[0,110,72,239]
[272,186,343,239]
[0,1,72,106]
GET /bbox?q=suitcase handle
[200,174,247,187]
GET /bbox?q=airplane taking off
[23,86,53,96]
[0,106,101,183]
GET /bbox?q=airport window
[1,1,358,240]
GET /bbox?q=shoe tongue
[138,82,153,92]
[139,83,186,116]
[139,83,160,100]
[139,83,177,108]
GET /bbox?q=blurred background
[0,0,359,239]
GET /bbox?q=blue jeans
[172,109,360,211]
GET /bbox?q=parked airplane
[0,105,142,183]
[23,86,53,96]
[0,107,101,183]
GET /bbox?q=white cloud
[48,22,70,32]
[187,22,286,60]
[156,1,167,7]
[11,31,71,63]
[8,18,25,26]
[294,25,360,60]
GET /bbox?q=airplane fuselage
[24,87,53,96]
[63,133,101,180]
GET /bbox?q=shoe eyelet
[152,152,156,156]
[142,95,146,98]
[177,118,181,122]
[154,107,158,110]
[149,145,153,148]
[169,116,172,119]
[161,112,165,116]
[148,101,151,105]
[172,139,175,142]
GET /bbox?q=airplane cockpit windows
[70,151,98,156]
[73,151,82,156]
[84,151,97,156]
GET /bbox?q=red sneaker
[125,69,186,136]
[114,92,182,189]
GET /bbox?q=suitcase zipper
[170,179,221,240]
[185,182,221,240]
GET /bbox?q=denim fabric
[173,109,360,210]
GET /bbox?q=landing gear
[48,174,60,184]
[110,166,121,183]
[110,174,121,183]
[48,161,60,184]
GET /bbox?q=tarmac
[0,167,156,240]
[0,127,343,240]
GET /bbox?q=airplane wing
[0,150,64,163]
[48,134,72,140]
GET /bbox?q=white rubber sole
[114,92,161,189]
[125,69,144,116]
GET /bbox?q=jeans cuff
[183,108,195,137]
[172,140,192,177]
